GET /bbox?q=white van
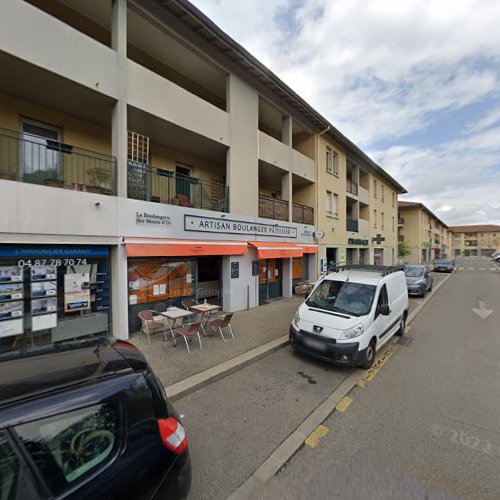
[289,265,409,369]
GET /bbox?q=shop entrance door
[258,259,282,305]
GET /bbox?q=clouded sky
[191,0,500,225]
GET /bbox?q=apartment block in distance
[398,201,450,264]
[449,225,500,256]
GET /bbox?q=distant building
[449,225,500,257]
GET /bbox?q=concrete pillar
[227,75,259,216]
[282,258,293,298]
[307,253,318,281]
[111,244,129,339]
[281,115,293,221]
[281,172,292,221]
[282,115,292,146]
[221,255,258,312]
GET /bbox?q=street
[174,260,499,499]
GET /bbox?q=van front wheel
[396,314,406,337]
[359,340,376,369]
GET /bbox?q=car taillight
[158,417,187,455]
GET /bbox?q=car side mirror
[379,304,390,316]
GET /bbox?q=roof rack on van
[327,263,405,276]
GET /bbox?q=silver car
[404,265,433,297]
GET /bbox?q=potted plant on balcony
[0,170,16,181]
[88,165,112,195]
[43,168,65,188]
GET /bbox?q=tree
[463,249,471,257]
[398,242,411,259]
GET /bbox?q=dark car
[404,265,433,297]
[0,338,191,499]
[433,258,455,273]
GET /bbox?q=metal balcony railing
[292,202,314,225]
[346,179,358,196]
[346,218,359,232]
[258,194,289,221]
[0,128,117,194]
[127,161,229,212]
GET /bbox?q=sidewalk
[130,296,302,388]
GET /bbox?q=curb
[165,335,288,401]
[227,270,455,499]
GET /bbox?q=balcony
[258,194,288,221]
[398,217,404,226]
[346,218,359,232]
[292,202,314,225]
[346,179,358,196]
[128,162,228,212]
[0,128,116,194]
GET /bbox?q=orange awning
[125,239,248,257]
[248,241,303,259]
[300,245,319,254]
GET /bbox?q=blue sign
[0,246,110,258]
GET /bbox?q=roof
[449,224,500,233]
[143,0,406,194]
[398,200,448,228]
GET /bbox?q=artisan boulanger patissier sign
[185,215,297,238]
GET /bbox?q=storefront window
[0,246,111,354]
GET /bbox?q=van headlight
[341,324,364,339]
[292,311,300,329]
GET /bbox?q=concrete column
[281,115,293,221]
[227,75,259,216]
[307,253,318,281]
[112,0,127,55]
[111,244,129,339]
[281,172,293,221]
[221,255,258,312]
[282,115,292,146]
[282,258,293,298]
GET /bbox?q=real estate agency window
[0,245,111,354]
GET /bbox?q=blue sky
[191,0,500,225]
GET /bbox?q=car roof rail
[327,262,405,276]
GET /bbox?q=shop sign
[0,246,110,258]
[136,211,172,226]
[348,238,368,246]
[422,241,432,247]
[231,262,239,279]
[252,260,259,276]
[185,215,297,238]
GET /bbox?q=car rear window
[14,403,121,497]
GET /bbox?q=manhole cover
[398,337,413,346]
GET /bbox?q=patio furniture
[175,321,203,353]
[182,299,206,335]
[209,313,234,342]
[189,303,221,333]
[159,308,195,346]
[138,310,168,345]
[176,194,192,207]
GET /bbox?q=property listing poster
[64,273,91,312]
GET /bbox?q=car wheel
[396,314,406,337]
[429,280,433,291]
[360,339,376,369]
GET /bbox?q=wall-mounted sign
[313,231,325,239]
[231,262,239,279]
[185,215,297,238]
[136,211,172,226]
[64,273,91,312]
[422,241,432,247]
[348,238,368,246]
[252,260,259,276]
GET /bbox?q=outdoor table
[189,304,222,333]
[160,308,195,346]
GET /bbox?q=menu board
[31,297,58,315]
[31,281,57,298]
[0,301,24,320]
[0,283,24,302]
[31,266,57,281]
[64,273,91,312]
[0,266,23,283]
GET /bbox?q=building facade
[449,225,500,256]
[0,0,405,349]
[397,201,450,264]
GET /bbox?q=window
[326,191,332,215]
[332,151,338,175]
[392,192,395,207]
[333,193,338,216]
[373,179,377,198]
[381,212,385,229]
[0,432,20,500]
[373,209,377,228]
[381,184,385,201]
[326,147,332,173]
[15,403,121,497]
[392,216,395,232]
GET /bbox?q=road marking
[357,345,398,388]
[479,267,486,271]
[468,267,475,270]
[305,425,329,448]
[490,267,496,271]
[471,300,493,320]
[458,266,464,270]
[336,396,353,413]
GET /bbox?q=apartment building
[0,0,405,348]
[398,201,450,264]
[317,134,405,272]
[449,225,500,256]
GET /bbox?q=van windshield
[306,280,376,317]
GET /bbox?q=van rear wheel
[360,340,376,369]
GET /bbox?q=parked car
[433,258,455,273]
[404,265,433,296]
[289,264,409,369]
[492,251,500,261]
[0,338,191,500]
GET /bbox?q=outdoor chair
[176,194,192,207]
[175,321,203,353]
[182,299,206,335]
[209,313,234,342]
[138,310,168,345]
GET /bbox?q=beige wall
[451,230,500,254]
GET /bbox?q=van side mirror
[379,304,390,316]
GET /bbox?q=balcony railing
[346,179,358,196]
[346,218,359,232]
[292,202,314,225]
[258,194,288,221]
[398,217,404,225]
[0,128,116,194]
[128,161,229,212]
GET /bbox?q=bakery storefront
[0,245,111,353]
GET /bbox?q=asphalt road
[177,267,452,499]
[258,257,500,499]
